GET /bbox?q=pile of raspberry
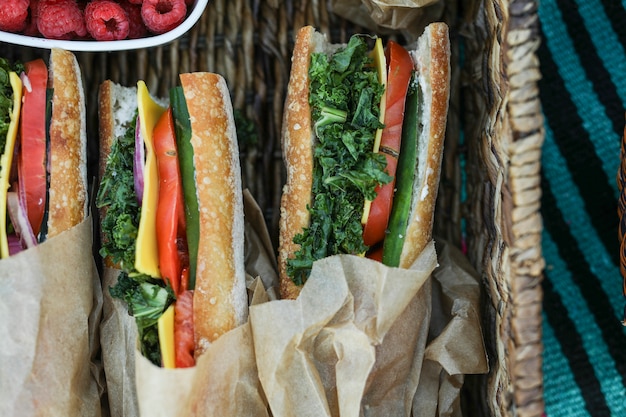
[1,0,193,41]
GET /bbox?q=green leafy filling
[96,113,141,271]
[109,272,173,365]
[0,58,24,164]
[96,112,173,366]
[286,35,391,285]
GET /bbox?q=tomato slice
[19,59,48,238]
[363,41,413,248]
[174,289,195,368]
[154,108,187,294]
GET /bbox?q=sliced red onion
[20,71,32,93]
[7,234,23,256]
[7,192,37,251]
[134,116,145,205]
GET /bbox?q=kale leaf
[97,111,174,366]
[286,35,391,285]
[110,273,174,366]
[96,113,140,271]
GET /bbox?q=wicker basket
[0,0,545,415]
[459,1,545,416]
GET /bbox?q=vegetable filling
[286,35,391,285]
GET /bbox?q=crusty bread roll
[98,73,247,360]
[277,25,317,301]
[178,73,247,355]
[278,23,451,299]
[400,23,450,268]
[47,48,88,237]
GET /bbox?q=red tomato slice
[174,289,195,368]
[154,108,187,294]
[19,59,48,237]
[363,41,413,248]
[366,244,384,263]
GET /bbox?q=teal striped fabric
[537,0,626,415]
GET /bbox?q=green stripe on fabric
[601,0,626,57]
[543,123,624,319]
[539,38,621,267]
[542,314,592,417]
[538,1,621,185]
[542,228,626,416]
[575,0,626,107]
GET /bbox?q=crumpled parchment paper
[101,187,487,417]
[100,190,278,417]
[250,239,487,417]
[0,216,103,417]
[330,0,445,42]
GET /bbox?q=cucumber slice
[38,87,53,244]
[170,87,199,290]
[382,75,420,267]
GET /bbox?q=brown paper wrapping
[412,240,489,416]
[100,190,277,416]
[101,189,487,417]
[330,0,445,42]
[250,239,487,417]
[102,272,272,417]
[0,216,103,417]
[250,242,436,417]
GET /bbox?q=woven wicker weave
[0,0,545,415]
[461,1,545,416]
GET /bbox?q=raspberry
[119,0,147,39]
[23,0,41,37]
[38,0,87,40]
[127,0,142,4]
[0,0,29,33]
[84,0,129,41]
[141,0,186,35]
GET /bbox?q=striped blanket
[538,1,626,415]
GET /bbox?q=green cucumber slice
[170,87,199,290]
[382,75,420,267]
[38,87,53,243]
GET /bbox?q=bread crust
[98,75,246,359]
[400,23,450,268]
[47,49,87,237]
[179,73,247,356]
[277,25,316,300]
[278,24,450,286]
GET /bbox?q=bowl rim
[0,0,207,52]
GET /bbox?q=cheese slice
[157,304,176,369]
[362,38,387,226]
[0,73,23,258]
[135,81,166,277]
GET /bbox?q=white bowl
[0,0,207,52]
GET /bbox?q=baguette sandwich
[96,73,247,368]
[278,23,451,299]
[0,49,87,257]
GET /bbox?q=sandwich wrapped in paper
[268,22,488,416]
[0,50,102,416]
[97,73,278,415]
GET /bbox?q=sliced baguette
[99,74,247,356]
[178,73,247,355]
[278,23,450,298]
[47,48,88,237]
[400,22,450,268]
